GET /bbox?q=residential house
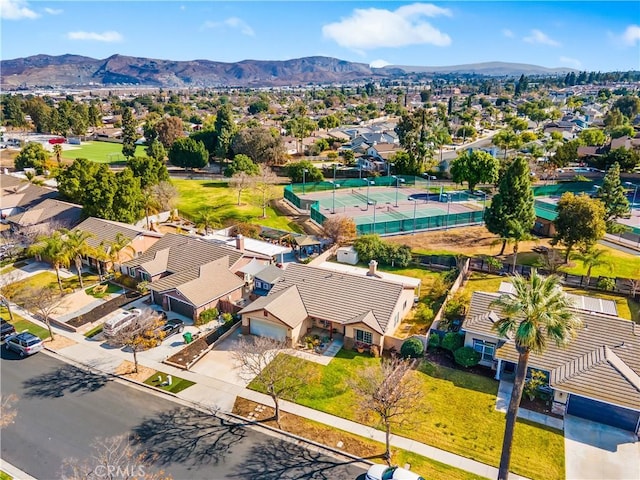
[5,198,82,236]
[252,264,285,296]
[461,284,640,434]
[73,217,163,273]
[0,174,58,219]
[239,261,416,351]
[121,233,270,320]
[367,143,402,162]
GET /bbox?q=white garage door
[250,318,287,341]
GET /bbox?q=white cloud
[559,56,581,68]
[502,29,514,38]
[66,31,123,42]
[44,7,62,15]
[322,3,452,50]
[370,59,392,68]
[180,5,186,11]
[523,29,560,47]
[202,17,255,36]
[620,24,640,46]
[0,0,39,19]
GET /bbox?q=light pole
[302,168,308,195]
[445,195,451,230]
[372,200,377,234]
[412,199,418,234]
[387,162,394,178]
[625,182,639,212]
[332,182,340,214]
[393,175,399,207]
[333,163,337,184]
[366,179,374,209]
[359,163,362,181]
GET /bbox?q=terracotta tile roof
[6,198,82,227]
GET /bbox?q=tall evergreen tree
[484,157,536,255]
[595,162,630,232]
[214,104,235,159]
[121,107,137,159]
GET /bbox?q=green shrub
[454,347,481,367]
[597,277,616,291]
[524,370,548,401]
[441,332,464,352]
[415,304,435,324]
[198,307,219,326]
[428,333,441,349]
[221,312,233,324]
[400,337,424,358]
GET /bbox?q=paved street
[1,351,366,480]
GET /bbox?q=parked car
[4,331,44,357]
[0,319,16,341]
[366,464,425,480]
[159,318,185,339]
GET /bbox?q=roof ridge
[604,345,640,392]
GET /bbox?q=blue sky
[2,1,639,71]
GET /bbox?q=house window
[473,339,496,362]
[355,329,372,345]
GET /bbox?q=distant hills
[0,54,577,88]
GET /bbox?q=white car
[366,464,425,480]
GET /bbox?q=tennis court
[290,182,485,235]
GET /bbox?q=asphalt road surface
[1,350,366,480]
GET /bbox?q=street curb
[0,458,38,480]
[40,348,372,470]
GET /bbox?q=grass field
[251,350,564,480]
[143,371,195,394]
[173,179,303,232]
[1,306,51,340]
[61,142,146,164]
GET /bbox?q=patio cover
[293,235,322,247]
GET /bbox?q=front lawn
[143,371,195,394]
[559,247,640,279]
[251,350,565,480]
[1,307,51,340]
[173,179,302,232]
[7,271,100,295]
[86,282,122,299]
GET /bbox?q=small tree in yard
[348,356,422,464]
[61,435,170,480]
[322,216,357,245]
[111,310,166,374]
[16,285,62,341]
[252,165,279,218]
[523,370,547,401]
[232,336,306,427]
[198,307,219,326]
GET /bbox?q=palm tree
[93,242,111,280]
[61,229,94,289]
[196,208,219,235]
[572,247,612,288]
[491,270,582,480]
[108,233,134,273]
[27,231,70,294]
[52,144,63,165]
[142,187,160,230]
[493,128,522,160]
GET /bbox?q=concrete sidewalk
[15,303,528,480]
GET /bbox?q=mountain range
[0,54,576,88]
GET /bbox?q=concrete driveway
[565,415,640,480]
[189,325,250,386]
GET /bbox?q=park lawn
[233,397,486,480]
[559,247,640,279]
[251,350,564,480]
[1,306,51,340]
[143,371,195,394]
[8,271,100,294]
[61,142,146,164]
[463,272,504,295]
[173,179,302,232]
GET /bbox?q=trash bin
[183,332,193,344]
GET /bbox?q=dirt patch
[233,397,382,459]
[115,360,156,383]
[385,225,553,256]
[45,335,77,350]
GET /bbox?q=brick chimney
[236,234,245,252]
[368,259,378,276]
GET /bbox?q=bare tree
[348,356,423,464]
[61,435,170,480]
[0,269,22,321]
[150,181,179,213]
[16,285,62,341]
[229,171,254,206]
[628,272,640,298]
[0,394,18,429]
[252,165,279,218]
[232,336,306,427]
[322,216,356,245]
[111,310,166,373]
